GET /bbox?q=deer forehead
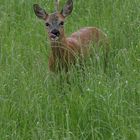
[47,13,64,23]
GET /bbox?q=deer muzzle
[49,29,60,41]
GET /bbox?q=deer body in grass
[33,0,109,72]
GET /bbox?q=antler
[54,0,59,12]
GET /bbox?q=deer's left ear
[61,0,73,17]
[33,4,48,20]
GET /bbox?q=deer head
[33,0,73,41]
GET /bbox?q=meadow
[0,0,140,139]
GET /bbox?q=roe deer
[33,0,109,72]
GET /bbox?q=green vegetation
[0,0,140,139]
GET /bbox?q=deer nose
[51,29,60,37]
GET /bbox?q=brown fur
[49,27,109,72]
[33,1,109,72]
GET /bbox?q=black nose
[51,29,60,36]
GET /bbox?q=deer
[33,0,109,72]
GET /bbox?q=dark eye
[45,23,50,27]
[60,21,64,26]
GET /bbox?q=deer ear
[61,0,73,17]
[33,4,48,20]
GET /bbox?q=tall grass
[0,0,140,139]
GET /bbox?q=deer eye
[60,21,64,26]
[45,22,50,27]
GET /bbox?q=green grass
[0,0,140,139]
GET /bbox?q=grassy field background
[0,0,140,139]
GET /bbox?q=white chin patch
[51,37,59,41]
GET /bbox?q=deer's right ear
[33,4,48,20]
[61,0,73,17]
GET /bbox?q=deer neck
[50,35,68,59]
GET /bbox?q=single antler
[54,0,59,12]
